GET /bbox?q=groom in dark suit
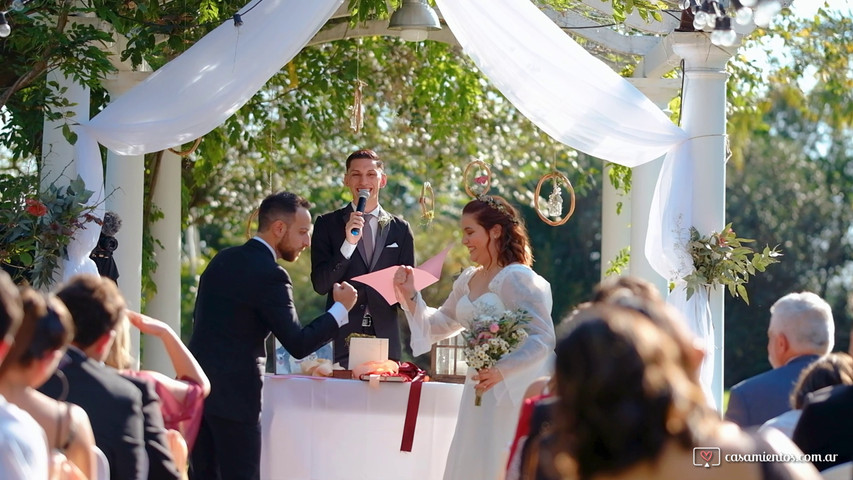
[311,149,415,367]
[188,192,358,480]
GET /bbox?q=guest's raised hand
[333,282,358,311]
[128,310,172,338]
[345,211,366,245]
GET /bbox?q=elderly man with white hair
[725,291,835,427]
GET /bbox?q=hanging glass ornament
[547,180,563,218]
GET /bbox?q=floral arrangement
[0,174,98,288]
[377,211,392,229]
[683,223,781,305]
[462,308,530,406]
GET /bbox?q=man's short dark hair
[56,274,126,348]
[0,271,22,341]
[345,149,384,171]
[257,191,311,232]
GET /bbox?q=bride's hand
[473,367,504,394]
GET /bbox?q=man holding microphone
[311,149,416,367]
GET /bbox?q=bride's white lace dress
[403,264,555,480]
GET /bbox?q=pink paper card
[352,243,454,305]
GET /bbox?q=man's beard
[278,241,301,262]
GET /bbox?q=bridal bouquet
[462,308,530,406]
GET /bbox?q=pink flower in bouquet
[463,309,530,406]
[25,199,48,217]
[474,175,488,185]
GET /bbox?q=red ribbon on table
[399,362,427,452]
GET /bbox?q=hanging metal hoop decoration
[534,171,575,226]
[463,159,491,198]
[245,208,260,240]
[167,137,202,157]
[420,181,435,221]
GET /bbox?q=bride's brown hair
[463,195,532,267]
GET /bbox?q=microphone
[350,189,370,236]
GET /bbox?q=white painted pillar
[39,71,90,289]
[600,166,632,280]
[627,78,681,298]
[41,70,89,186]
[672,32,735,411]
[144,150,182,375]
[102,71,150,369]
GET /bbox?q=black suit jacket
[311,205,415,366]
[792,384,853,471]
[188,238,340,423]
[40,347,148,480]
[122,375,180,480]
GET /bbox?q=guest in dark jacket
[40,274,180,480]
[793,384,853,471]
[726,292,833,427]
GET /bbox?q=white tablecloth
[260,375,463,480]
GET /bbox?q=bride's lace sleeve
[492,265,556,379]
[400,268,473,356]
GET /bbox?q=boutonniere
[377,212,392,228]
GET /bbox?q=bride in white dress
[394,195,556,480]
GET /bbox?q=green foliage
[0,174,97,288]
[684,224,781,305]
[605,246,630,276]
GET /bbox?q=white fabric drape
[435,0,715,401]
[434,0,688,167]
[64,0,716,401]
[66,0,344,279]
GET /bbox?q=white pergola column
[39,71,90,289]
[600,166,632,280]
[627,78,681,297]
[672,32,736,411]
[102,71,150,369]
[144,150,183,375]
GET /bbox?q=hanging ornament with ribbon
[350,79,366,133]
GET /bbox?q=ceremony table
[260,374,464,480]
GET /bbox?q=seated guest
[726,292,833,427]
[0,271,49,478]
[40,274,179,480]
[793,383,853,471]
[762,353,853,438]
[106,311,210,473]
[545,304,820,480]
[0,287,97,479]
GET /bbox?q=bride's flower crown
[476,194,520,225]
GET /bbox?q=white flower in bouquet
[462,308,530,405]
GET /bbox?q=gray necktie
[362,213,374,263]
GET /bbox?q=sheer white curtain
[435,0,714,404]
[66,0,343,278]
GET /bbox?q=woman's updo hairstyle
[463,195,532,267]
[0,287,74,374]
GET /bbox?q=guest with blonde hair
[105,311,210,457]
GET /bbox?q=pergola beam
[541,8,659,56]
